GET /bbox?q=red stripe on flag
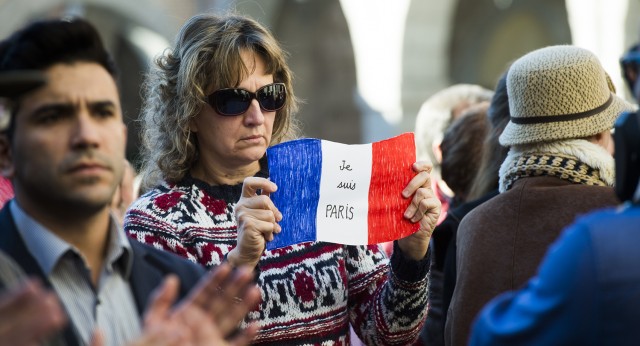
[367,133,419,244]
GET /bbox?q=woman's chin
[236,150,267,165]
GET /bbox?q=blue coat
[0,204,206,345]
[470,205,640,346]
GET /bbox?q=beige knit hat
[500,45,635,146]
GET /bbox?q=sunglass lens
[213,89,251,116]
[258,84,286,111]
[209,83,286,116]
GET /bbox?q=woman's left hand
[397,161,441,260]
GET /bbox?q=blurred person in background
[465,73,512,203]
[414,83,493,225]
[419,101,490,346]
[440,103,490,206]
[620,43,640,102]
[440,72,512,333]
[125,12,441,345]
[445,45,633,346]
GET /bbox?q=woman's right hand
[228,177,282,268]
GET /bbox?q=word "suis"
[337,181,356,190]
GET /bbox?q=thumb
[241,177,278,197]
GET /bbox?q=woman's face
[191,51,276,169]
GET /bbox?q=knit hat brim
[500,92,634,146]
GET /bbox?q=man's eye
[97,110,113,117]
[95,107,115,118]
[36,111,63,124]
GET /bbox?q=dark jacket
[0,205,206,345]
[445,177,619,346]
[418,190,498,346]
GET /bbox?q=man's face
[1,62,126,215]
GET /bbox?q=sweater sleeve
[347,241,430,345]
[124,188,213,267]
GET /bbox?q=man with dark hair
[0,70,68,346]
[0,18,260,346]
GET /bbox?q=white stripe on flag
[316,140,372,245]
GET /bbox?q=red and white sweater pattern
[124,175,429,345]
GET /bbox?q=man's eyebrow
[89,100,116,109]
[30,103,74,116]
[30,100,116,115]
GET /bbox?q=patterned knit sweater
[124,167,430,345]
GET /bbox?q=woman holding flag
[124,12,440,345]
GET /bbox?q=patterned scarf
[499,139,614,192]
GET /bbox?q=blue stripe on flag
[266,138,322,250]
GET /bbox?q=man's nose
[70,112,100,149]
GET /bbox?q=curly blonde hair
[139,13,299,190]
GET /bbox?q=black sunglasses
[206,83,287,116]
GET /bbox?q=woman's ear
[189,115,199,133]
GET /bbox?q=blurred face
[190,51,276,169]
[633,77,640,103]
[0,62,127,215]
[591,129,614,155]
[601,129,614,155]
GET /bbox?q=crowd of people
[0,10,639,346]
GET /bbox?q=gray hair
[414,84,493,179]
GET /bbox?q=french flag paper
[266,132,418,250]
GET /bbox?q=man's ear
[0,135,14,179]
[432,138,442,164]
